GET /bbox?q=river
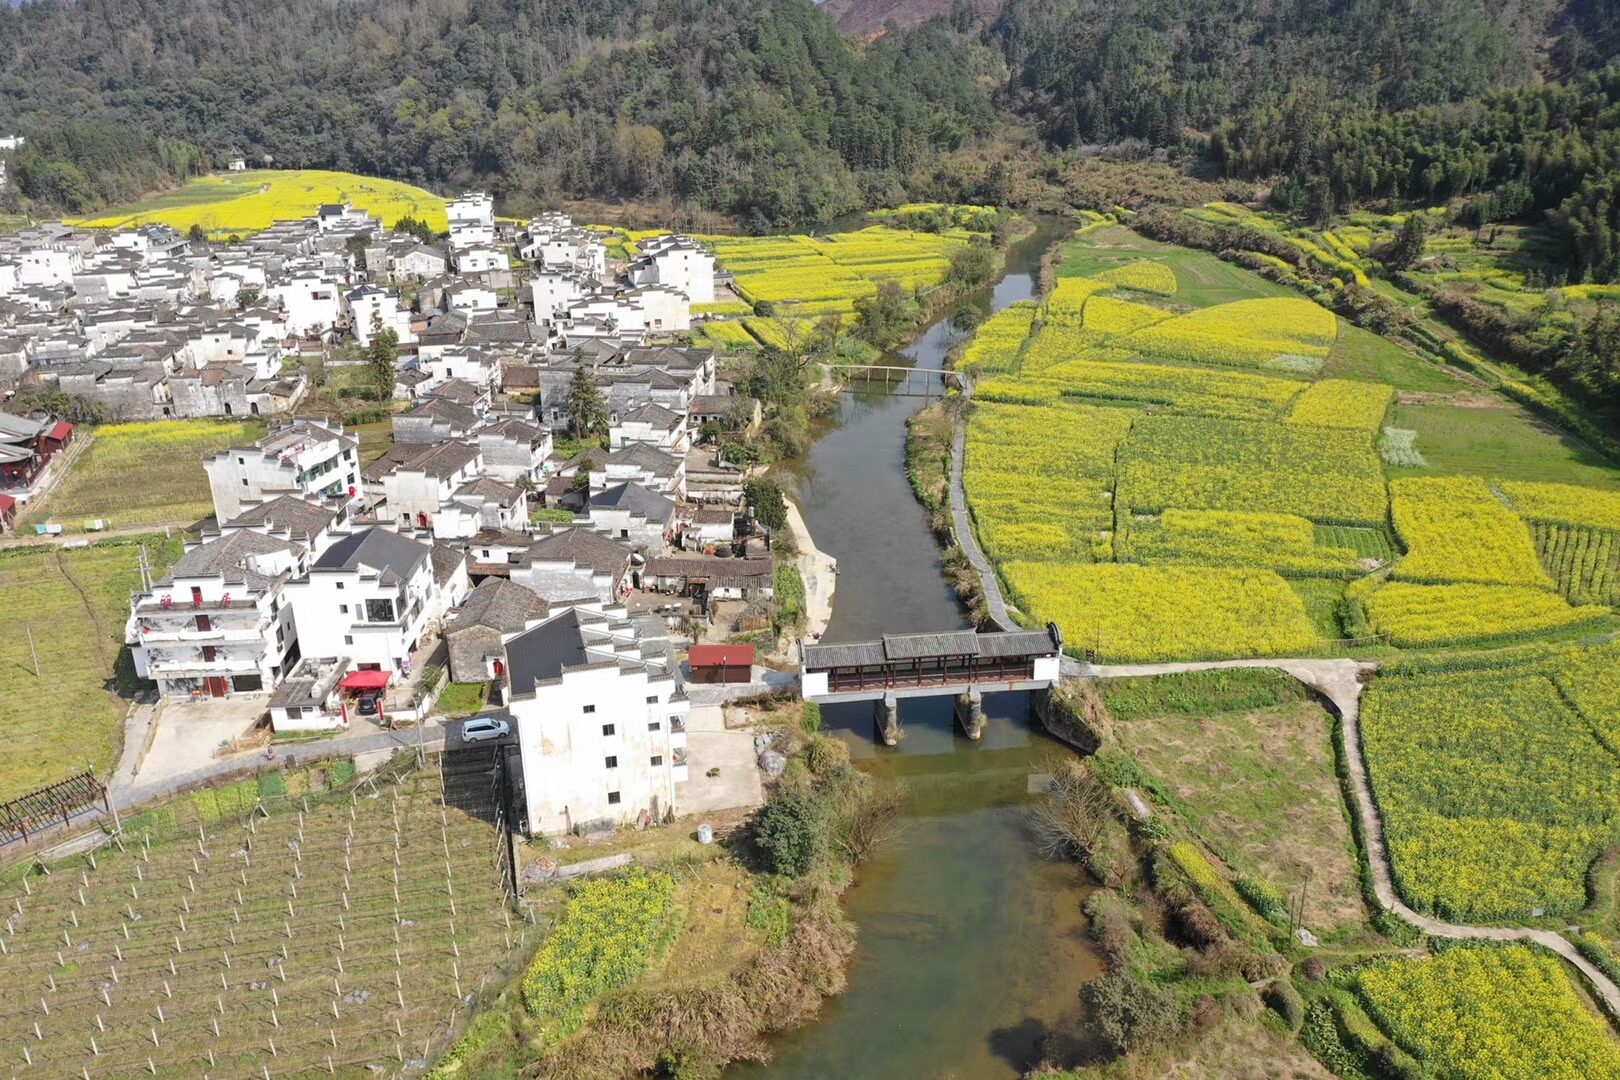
[739,221,1105,1079]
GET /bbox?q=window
[241,477,249,485]
[607,792,621,805]
[339,604,348,614]
[365,598,395,623]
[604,756,618,769]
[601,723,615,737]
[645,695,658,704]
[336,582,345,590]
[343,635,353,645]
[648,721,661,732]
[650,755,663,767]
[582,704,596,714]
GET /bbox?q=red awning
[689,644,754,668]
[0,493,14,517]
[46,421,73,442]
[340,669,392,690]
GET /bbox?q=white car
[461,716,510,743]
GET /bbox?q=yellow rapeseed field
[1389,476,1553,587]
[1501,480,1620,532]
[1358,580,1608,647]
[69,170,449,234]
[1284,378,1395,430]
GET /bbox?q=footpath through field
[1089,656,1620,1016]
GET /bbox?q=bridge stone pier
[954,687,985,740]
[874,692,901,745]
[802,625,1065,743]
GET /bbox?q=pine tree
[566,364,609,442]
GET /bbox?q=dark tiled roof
[451,578,549,635]
[588,482,674,523]
[223,495,336,538]
[314,527,429,582]
[505,608,589,690]
[526,528,632,576]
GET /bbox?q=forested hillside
[0,0,999,224]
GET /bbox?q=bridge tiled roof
[804,625,1061,669]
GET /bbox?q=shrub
[1234,873,1288,924]
[804,735,849,776]
[752,788,829,877]
[800,700,821,733]
[1082,970,1181,1054]
[1300,956,1327,982]
[1264,980,1305,1029]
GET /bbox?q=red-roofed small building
[687,644,754,684]
[0,493,16,534]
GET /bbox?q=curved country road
[1088,657,1620,1015]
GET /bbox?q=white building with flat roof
[500,604,688,834]
[202,418,359,521]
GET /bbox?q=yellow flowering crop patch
[1019,324,1117,373]
[712,228,965,310]
[1093,260,1178,295]
[1044,276,1109,326]
[1357,946,1620,1080]
[1554,641,1620,752]
[1127,297,1338,368]
[964,401,1133,561]
[691,300,753,316]
[1501,480,1620,532]
[69,170,450,234]
[1037,358,1306,420]
[1118,414,1388,524]
[1389,477,1552,587]
[1001,562,1321,662]
[1362,668,1620,919]
[1123,508,1362,576]
[1283,379,1395,430]
[1081,295,1173,336]
[959,301,1038,375]
[1359,581,1609,647]
[698,321,758,350]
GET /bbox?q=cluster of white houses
[0,193,719,467]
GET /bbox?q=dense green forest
[0,0,999,225]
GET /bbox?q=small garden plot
[1125,297,1338,370]
[963,401,1133,562]
[1378,426,1426,467]
[1116,414,1389,525]
[1356,946,1620,1080]
[1531,522,1620,605]
[1361,666,1620,920]
[1356,580,1611,647]
[1121,508,1362,576]
[26,420,265,530]
[1001,562,1320,663]
[1283,379,1394,431]
[1388,476,1553,587]
[0,762,520,1079]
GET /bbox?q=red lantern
[221,593,232,608]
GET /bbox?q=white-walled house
[628,236,714,303]
[501,604,688,834]
[203,419,360,522]
[125,531,305,698]
[283,527,446,674]
[346,285,417,347]
[447,193,495,227]
[267,273,342,337]
[455,247,509,275]
[626,284,690,332]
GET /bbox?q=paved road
[1090,657,1620,1015]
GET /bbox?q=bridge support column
[1029,686,1054,731]
[954,687,985,741]
[874,692,901,746]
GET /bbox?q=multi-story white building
[283,527,448,674]
[500,603,688,833]
[203,418,360,522]
[125,530,305,698]
[344,285,417,347]
[266,273,343,337]
[628,236,714,303]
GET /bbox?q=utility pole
[25,623,40,677]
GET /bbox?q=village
[0,191,831,840]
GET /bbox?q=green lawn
[437,681,492,716]
[1055,225,1296,308]
[1322,320,1459,391]
[26,419,265,530]
[0,537,181,802]
[1385,400,1620,488]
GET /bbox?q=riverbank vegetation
[1024,668,1620,1079]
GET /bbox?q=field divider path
[1087,656,1620,1016]
[948,378,1017,633]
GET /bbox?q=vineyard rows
[0,763,520,1080]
